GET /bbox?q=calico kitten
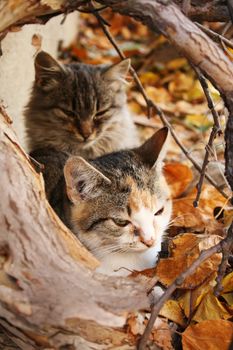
[64,127,172,276]
[25,51,138,159]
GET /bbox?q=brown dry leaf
[192,292,232,322]
[160,299,186,327]
[127,313,173,350]
[172,184,226,234]
[164,163,193,198]
[151,317,173,350]
[127,313,145,336]
[182,320,233,350]
[156,233,222,289]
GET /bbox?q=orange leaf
[156,233,222,289]
[182,320,233,350]
[164,163,193,198]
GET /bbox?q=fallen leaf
[222,271,233,293]
[139,71,160,85]
[164,163,193,198]
[185,114,213,131]
[178,273,217,318]
[172,185,226,235]
[160,299,186,327]
[182,320,233,350]
[192,292,231,322]
[169,72,194,99]
[127,313,145,335]
[221,292,233,307]
[151,317,173,350]
[166,58,188,70]
[156,233,222,289]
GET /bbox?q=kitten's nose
[80,122,92,140]
[134,227,155,247]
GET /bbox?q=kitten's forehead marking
[125,176,156,212]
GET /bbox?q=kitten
[64,127,172,276]
[25,51,139,159]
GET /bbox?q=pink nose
[141,238,154,247]
[134,227,155,247]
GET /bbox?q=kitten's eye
[94,108,109,119]
[112,218,131,227]
[61,108,75,117]
[154,207,164,216]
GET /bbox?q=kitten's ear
[64,156,111,204]
[34,51,65,90]
[135,127,169,169]
[103,59,130,84]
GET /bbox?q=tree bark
[0,0,231,34]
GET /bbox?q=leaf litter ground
[59,11,233,350]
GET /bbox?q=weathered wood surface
[0,0,231,34]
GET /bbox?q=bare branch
[138,240,223,349]
[191,65,224,207]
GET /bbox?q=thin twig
[137,240,223,349]
[190,65,223,207]
[214,222,233,295]
[195,22,233,50]
[92,7,229,199]
[94,10,153,118]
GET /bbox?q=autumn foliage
[56,11,233,349]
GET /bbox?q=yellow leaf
[222,271,233,293]
[221,292,233,306]
[192,292,231,322]
[145,86,172,104]
[139,72,160,85]
[178,275,216,318]
[186,114,213,131]
[160,299,186,327]
[182,320,233,350]
[169,72,194,98]
[166,58,187,70]
[186,80,204,102]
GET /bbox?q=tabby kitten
[64,127,172,276]
[25,51,139,159]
